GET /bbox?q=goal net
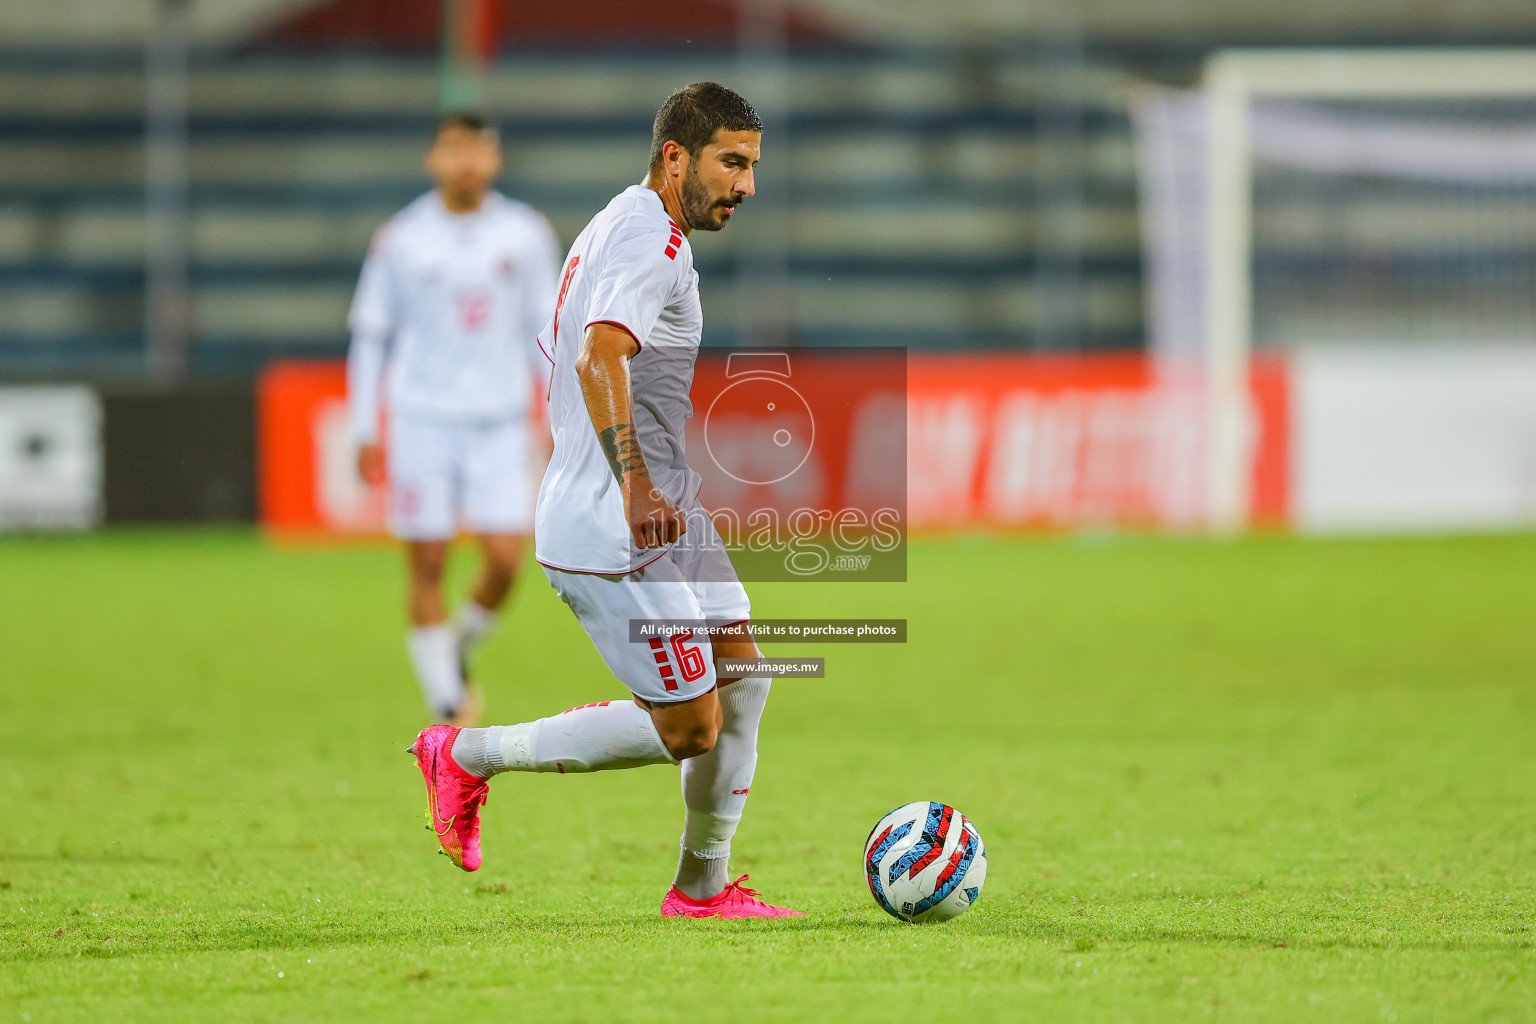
[1134,51,1536,531]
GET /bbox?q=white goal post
[1201,49,1536,533]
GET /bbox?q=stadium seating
[0,48,1143,372]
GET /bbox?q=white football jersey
[347,190,561,435]
[534,184,704,575]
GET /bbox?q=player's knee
[660,719,718,760]
[668,733,717,761]
[409,547,448,583]
[484,548,519,583]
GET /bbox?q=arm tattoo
[598,423,647,484]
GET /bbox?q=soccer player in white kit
[347,113,561,725]
[408,84,802,918]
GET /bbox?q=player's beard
[680,165,733,232]
[442,179,489,213]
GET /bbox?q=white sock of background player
[452,700,677,775]
[673,675,770,900]
[454,600,498,666]
[406,624,465,717]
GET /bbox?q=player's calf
[651,714,718,760]
[635,689,721,760]
[448,698,680,779]
[673,675,768,900]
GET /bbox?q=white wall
[1295,344,1536,533]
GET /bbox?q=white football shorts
[387,411,534,541]
[541,512,751,704]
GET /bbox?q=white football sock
[455,601,498,661]
[674,675,770,900]
[406,624,465,717]
[450,699,677,778]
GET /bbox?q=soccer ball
[864,801,987,923]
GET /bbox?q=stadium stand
[0,16,1143,371]
[6,0,1536,374]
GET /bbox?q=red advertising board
[257,352,1288,537]
[257,361,377,535]
[905,353,1289,530]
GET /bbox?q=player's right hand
[625,479,687,549]
[357,444,386,486]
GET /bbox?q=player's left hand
[627,479,687,549]
[357,443,386,486]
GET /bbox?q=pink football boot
[409,725,488,872]
[661,875,805,919]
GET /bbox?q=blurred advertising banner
[906,353,1290,531]
[258,362,387,535]
[0,386,103,531]
[257,351,907,570]
[686,348,907,582]
[258,352,1287,541]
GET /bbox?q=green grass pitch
[1,529,1533,1022]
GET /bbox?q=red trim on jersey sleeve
[585,319,644,353]
[536,335,554,365]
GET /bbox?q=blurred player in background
[347,112,561,725]
[409,83,801,918]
